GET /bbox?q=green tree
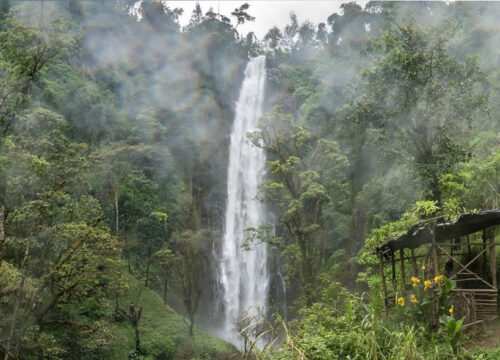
[0,57,24,267]
[92,144,163,271]
[327,2,371,52]
[154,247,176,304]
[249,107,348,304]
[0,15,74,98]
[137,211,168,287]
[171,229,217,335]
[283,12,299,50]
[298,21,316,48]
[186,2,204,30]
[0,107,120,360]
[231,3,255,28]
[316,23,328,46]
[264,26,283,51]
[356,23,486,203]
[140,1,183,31]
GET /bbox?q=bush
[140,333,176,360]
[261,287,462,360]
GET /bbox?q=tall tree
[186,2,204,30]
[356,23,487,203]
[140,1,183,31]
[172,229,217,335]
[0,57,23,267]
[154,247,176,304]
[0,107,120,359]
[283,12,299,49]
[264,26,283,51]
[137,211,168,287]
[249,107,348,304]
[230,3,255,28]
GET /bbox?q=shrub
[140,333,176,360]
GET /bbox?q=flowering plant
[397,272,465,354]
[397,272,457,329]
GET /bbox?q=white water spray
[218,56,268,346]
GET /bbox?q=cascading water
[218,55,268,346]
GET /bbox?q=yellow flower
[411,276,421,287]
[434,275,444,283]
[424,280,432,291]
[421,265,426,271]
[397,297,405,306]
[410,294,418,304]
[449,305,454,314]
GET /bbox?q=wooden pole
[467,235,472,256]
[431,226,439,329]
[452,237,457,257]
[391,250,397,300]
[400,249,406,295]
[483,229,488,275]
[379,253,388,308]
[410,249,418,277]
[431,236,439,277]
[489,228,497,290]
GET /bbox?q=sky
[167,0,368,38]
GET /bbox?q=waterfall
[218,55,268,346]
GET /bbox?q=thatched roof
[376,209,500,254]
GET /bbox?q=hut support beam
[379,253,388,309]
[431,227,439,328]
[410,249,418,277]
[400,249,406,295]
[438,245,495,289]
[483,229,487,274]
[391,251,397,300]
[490,229,497,290]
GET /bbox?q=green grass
[115,273,239,360]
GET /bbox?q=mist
[1,1,500,359]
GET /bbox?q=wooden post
[379,253,388,308]
[410,249,418,277]
[467,235,472,256]
[431,226,439,329]
[391,250,397,300]
[489,228,497,290]
[431,239,439,277]
[400,248,406,295]
[483,229,488,274]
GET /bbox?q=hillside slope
[114,273,239,360]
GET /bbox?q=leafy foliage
[1,1,500,359]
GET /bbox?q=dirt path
[471,318,500,349]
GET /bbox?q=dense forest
[0,1,500,359]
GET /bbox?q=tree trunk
[113,182,119,236]
[110,184,123,316]
[129,304,142,353]
[112,182,130,272]
[0,172,6,267]
[4,235,31,360]
[145,255,151,287]
[189,314,194,336]
[429,176,442,205]
[135,325,140,353]
[0,203,5,268]
[163,279,168,304]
